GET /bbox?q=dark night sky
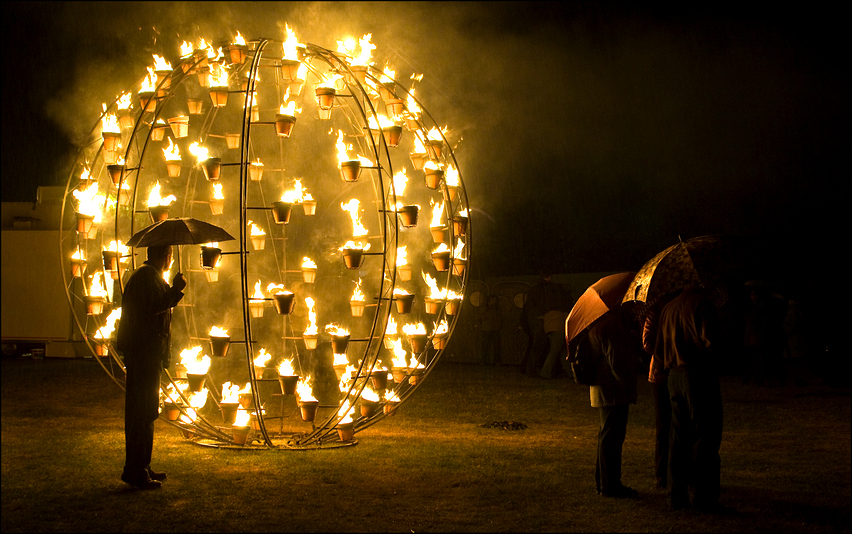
[2,2,845,279]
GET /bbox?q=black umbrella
[126,217,235,248]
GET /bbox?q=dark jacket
[116,262,184,367]
[589,312,640,408]
[653,288,720,372]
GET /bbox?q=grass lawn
[2,357,849,533]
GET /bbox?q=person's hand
[172,272,187,292]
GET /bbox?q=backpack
[567,331,598,386]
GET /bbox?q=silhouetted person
[654,288,733,514]
[476,294,503,365]
[116,245,185,489]
[642,292,681,490]
[521,269,570,376]
[586,309,641,498]
[540,309,569,378]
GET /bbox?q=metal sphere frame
[59,36,471,450]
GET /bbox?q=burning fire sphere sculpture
[60,31,470,449]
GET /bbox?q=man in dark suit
[116,245,185,489]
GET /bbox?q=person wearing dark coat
[653,288,734,514]
[115,245,185,489]
[587,310,641,498]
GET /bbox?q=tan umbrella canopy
[565,272,636,343]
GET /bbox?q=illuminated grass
[2,358,849,533]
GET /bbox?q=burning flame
[410,353,425,369]
[101,103,120,133]
[392,168,408,198]
[277,358,296,376]
[94,307,121,339]
[302,257,317,270]
[179,346,211,374]
[337,399,355,424]
[147,182,176,208]
[140,67,158,93]
[187,142,210,163]
[396,246,408,267]
[266,282,290,295]
[250,279,265,300]
[208,64,230,88]
[233,409,251,427]
[233,31,246,46]
[333,353,349,366]
[221,381,241,403]
[433,242,450,255]
[317,72,343,90]
[361,387,380,403]
[247,221,265,237]
[394,287,411,297]
[116,92,132,110]
[71,249,85,262]
[379,64,396,84]
[351,279,364,302]
[296,375,316,402]
[212,183,224,200]
[326,323,350,337]
[453,238,466,260]
[279,89,301,116]
[104,240,130,260]
[304,297,318,336]
[339,33,376,67]
[179,41,193,58]
[422,272,447,300]
[366,113,396,130]
[406,87,422,117]
[430,198,445,228]
[386,316,398,336]
[88,272,108,298]
[163,382,189,403]
[73,182,107,220]
[209,326,228,337]
[163,138,181,161]
[282,23,302,61]
[152,54,172,72]
[434,318,449,335]
[413,134,427,155]
[391,338,408,368]
[446,165,460,187]
[253,347,271,368]
[385,389,401,403]
[340,198,367,237]
[402,322,427,336]
[427,126,446,142]
[280,179,308,204]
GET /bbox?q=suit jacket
[116,262,183,367]
[653,288,720,371]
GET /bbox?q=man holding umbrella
[116,245,186,489]
[566,272,642,498]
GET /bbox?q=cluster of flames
[73,24,468,443]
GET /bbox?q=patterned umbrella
[623,235,748,308]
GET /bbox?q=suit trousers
[124,353,162,478]
[668,365,723,508]
[595,404,630,493]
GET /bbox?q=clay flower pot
[200,246,222,270]
[163,402,181,421]
[277,375,299,395]
[186,373,206,392]
[342,248,364,270]
[273,292,296,315]
[395,294,415,314]
[168,116,189,137]
[202,157,221,181]
[272,201,292,224]
[315,87,336,110]
[408,334,428,354]
[397,205,419,228]
[149,206,169,223]
[232,425,251,446]
[209,335,230,358]
[339,160,362,183]
[219,402,240,425]
[336,422,355,442]
[331,334,350,354]
[298,400,319,421]
[431,250,451,272]
[360,399,379,418]
[275,114,297,137]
